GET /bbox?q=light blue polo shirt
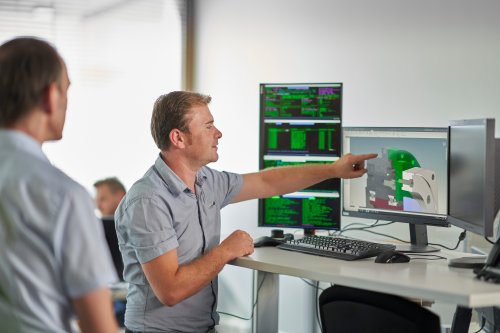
[115,155,243,333]
[0,130,118,333]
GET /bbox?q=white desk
[229,247,500,333]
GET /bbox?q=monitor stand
[395,224,440,253]
[304,228,316,236]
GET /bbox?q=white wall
[193,0,500,332]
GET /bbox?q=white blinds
[0,0,186,191]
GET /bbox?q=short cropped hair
[0,37,63,127]
[93,177,126,194]
[150,91,212,151]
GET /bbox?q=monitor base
[399,224,440,253]
[395,244,440,253]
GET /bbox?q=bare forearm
[235,163,336,202]
[234,153,377,203]
[143,230,253,306]
[257,163,335,197]
[170,246,230,300]
[73,288,118,333]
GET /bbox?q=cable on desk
[485,236,495,245]
[299,278,324,331]
[407,253,447,261]
[472,316,486,333]
[301,278,325,291]
[428,230,466,250]
[217,273,267,321]
[327,220,384,236]
[315,281,322,333]
[346,219,386,228]
[352,228,409,243]
[340,220,467,251]
[293,229,303,237]
[340,224,410,244]
[338,220,395,234]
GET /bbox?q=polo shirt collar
[154,155,208,196]
[0,129,49,164]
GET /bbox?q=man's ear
[42,82,59,115]
[169,128,186,148]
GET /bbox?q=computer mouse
[253,236,284,248]
[374,250,411,264]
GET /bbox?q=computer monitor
[447,118,500,269]
[342,127,450,252]
[448,118,499,237]
[258,83,342,233]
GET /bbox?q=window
[0,0,185,190]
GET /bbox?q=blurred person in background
[94,176,127,326]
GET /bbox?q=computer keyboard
[276,235,396,261]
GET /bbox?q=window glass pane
[0,0,184,191]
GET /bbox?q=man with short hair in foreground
[0,36,119,333]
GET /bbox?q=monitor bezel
[341,126,450,228]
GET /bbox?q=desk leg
[450,306,472,333]
[252,270,279,333]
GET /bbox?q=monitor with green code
[258,83,342,232]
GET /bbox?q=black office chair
[319,285,441,333]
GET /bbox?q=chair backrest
[319,285,441,333]
[102,217,124,281]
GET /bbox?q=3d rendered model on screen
[365,148,438,214]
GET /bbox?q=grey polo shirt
[115,155,243,333]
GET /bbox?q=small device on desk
[448,256,487,269]
[253,236,284,248]
[253,229,293,247]
[276,235,396,260]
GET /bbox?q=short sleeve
[55,186,118,299]
[119,195,179,264]
[201,168,243,208]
